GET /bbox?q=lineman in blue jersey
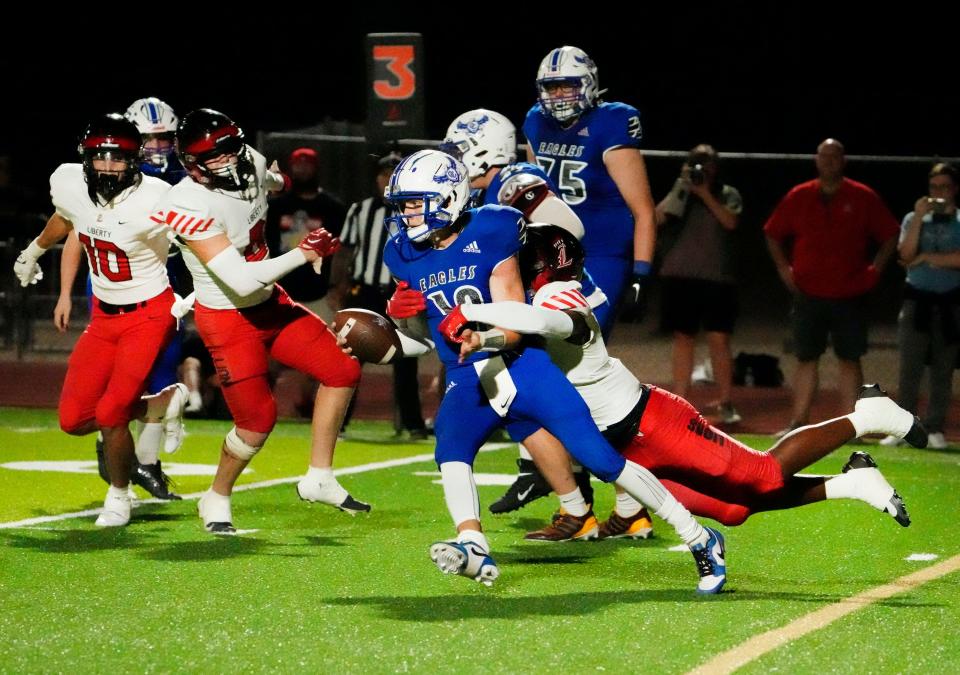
[524,46,656,338]
[53,97,189,501]
[382,150,723,593]
[443,108,608,512]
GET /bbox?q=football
[332,308,402,365]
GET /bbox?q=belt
[98,299,148,315]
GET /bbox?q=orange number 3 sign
[373,45,415,100]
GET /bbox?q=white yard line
[0,452,438,530]
[687,554,960,675]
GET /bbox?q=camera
[928,197,947,214]
[689,163,706,186]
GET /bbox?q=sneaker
[841,451,911,527]
[718,402,742,425]
[855,384,927,448]
[598,508,654,540]
[524,510,599,542]
[161,383,190,453]
[95,488,131,527]
[878,435,905,447]
[690,527,726,594]
[488,459,553,514]
[198,490,236,535]
[131,460,181,500]
[296,478,371,515]
[95,438,110,485]
[429,540,500,587]
[927,432,948,449]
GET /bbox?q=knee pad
[224,427,264,461]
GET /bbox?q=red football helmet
[519,224,585,293]
[78,113,142,203]
[176,108,254,192]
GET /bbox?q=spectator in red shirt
[765,139,899,435]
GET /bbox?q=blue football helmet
[384,149,471,244]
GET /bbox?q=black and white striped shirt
[340,197,396,287]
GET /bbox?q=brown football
[332,308,402,365]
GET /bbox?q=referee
[330,152,428,438]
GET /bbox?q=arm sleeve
[205,246,307,297]
[763,191,795,240]
[460,301,574,339]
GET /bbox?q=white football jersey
[153,148,280,309]
[50,164,171,305]
[532,280,641,429]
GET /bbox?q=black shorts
[660,277,738,335]
[791,294,868,361]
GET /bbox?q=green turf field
[1,407,958,673]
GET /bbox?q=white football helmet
[442,109,517,181]
[536,46,600,124]
[124,97,179,169]
[384,149,471,244]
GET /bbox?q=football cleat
[429,540,500,587]
[841,451,911,527]
[489,459,553,514]
[855,384,927,448]
[524,510,599,542]
[296,478,371,515]
[131,461,181,501]
[198,490,236,535]
[690,527,726,594]
[161,383,190,453]
[95,489,131,527]
[598,508,654,540]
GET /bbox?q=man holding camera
[765,139,900,435]
[882,163,960,449]
[656,144,743,424]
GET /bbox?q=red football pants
[59,288,175,432]
[621,386,786,525]
[194,287,360,434]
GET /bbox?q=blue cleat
[690,527,726,594]
[429,540,500,587]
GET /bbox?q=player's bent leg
[825,451,911,526]
[199,426,267,535]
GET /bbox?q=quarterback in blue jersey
[443,108,608,511]
[524,46,656,338]
[382,150,725,593]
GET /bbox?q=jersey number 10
[77,233,132,282]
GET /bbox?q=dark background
[2,7,957,323]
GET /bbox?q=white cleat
[877,435,904,447]
[296,477,371,515]
[198,490,236,535]
[95,489,131,527]
[429,540,500,587]
[927,432,948,450]
[855,385,927,448]
[841,451,911,527]
[161,383,189,454]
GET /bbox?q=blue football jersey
[383,204,526,369]
[523,101,642,258]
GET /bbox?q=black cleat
[489,459,553,514]
[842,451,911,527]
[205,521,237,535]
[131,460,182,500]
[337,494,371,515]
[857,384,928,448]
[95,438,111,485]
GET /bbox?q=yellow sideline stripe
[688,554,960,675]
